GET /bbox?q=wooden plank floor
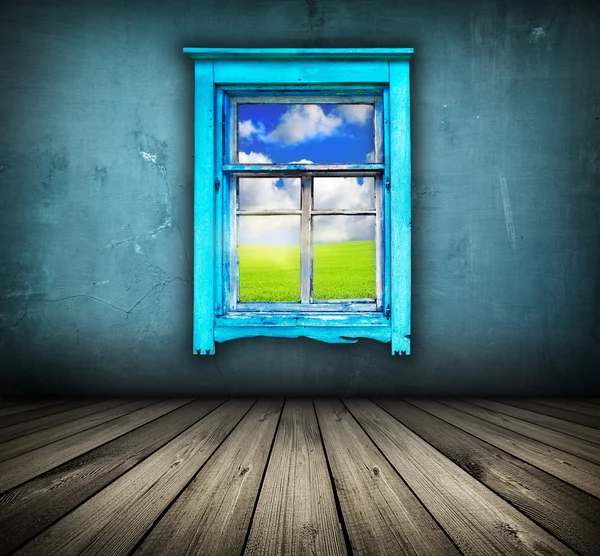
[0,398,599,555]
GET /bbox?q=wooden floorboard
[0,400,65,419]
[348,399,575,555]
[414,399,600,498]
[527,399,600,419]
[499,399,600,429]
[315,398,459,555]
[243,399,347,556]
[0,397,598,556]
[136,399,283,556]
[374,399,600,556]
[448,399,600,465]
[466,399,600,446]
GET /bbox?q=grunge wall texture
[0,0,598,396]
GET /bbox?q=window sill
[214,312,396,346]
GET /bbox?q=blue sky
[238,103,374,164]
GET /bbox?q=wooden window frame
[183,48,413,355]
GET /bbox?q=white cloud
[334,104,373,125]
[366,151,376,163]
[238,151,272,165]
[239,119,260,138]
[263,105,343,145]
[314,177,374,211]
[313,214,375,244]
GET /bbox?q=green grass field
[238,240,375,302]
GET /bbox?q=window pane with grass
[313,177,375,210]
[238,177,300,210]
[238,215,300,302]
[312,215,376,300]
[238,103,376,164]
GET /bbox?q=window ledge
[214,312,393,346]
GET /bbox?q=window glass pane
[238,103,376,164]
[238,177,300,211]
[313,177,375,210]
[238,215,300,302]
[312,215,376,300]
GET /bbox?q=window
[183,48,413,355]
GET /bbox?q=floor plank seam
[351,398,466,555]
[127,398,258,556]
[0,399,229,554]
[403,398,600,502]
[312,398,355,556]
[373,399,600,555]
[238,398,286,556]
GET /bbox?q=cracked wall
[0,0,599,396]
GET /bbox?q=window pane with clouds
[238,177,300,211]
[313,215,376,300]
[238,104,375,164]
[238,215,300,302]
[313,177,375,211]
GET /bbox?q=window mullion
[300,175,313,304]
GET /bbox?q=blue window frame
[183,48,413,355]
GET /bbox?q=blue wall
[1,0,598,396]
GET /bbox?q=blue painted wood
[223,163,384,173]
[186,49,413,354]
[193,61,216,355]
[214,325,391,344]
[215,88,224,316]
[213,61,388,85]
[389,61,412,355]
[184,48,414,61]
[217,313,388,327]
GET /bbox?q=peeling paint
[530,27,547,41]
[140,150,157,164]
[134,243,142,254]
[92,280,110,287]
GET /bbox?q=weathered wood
[0,399,130,443]
[0,399,223,556]
[213,60,389,85]
[410,399,600,498]
[224,163,385,173]
[466,399,600,446]
[244,399,347,556]
[14,399,255,556]
[314,398,459,555]
[346,399,576,556]
[214,324,391,344]
[0,399,96,429]
[375,399,600,556]
[389,61,411,355]
[193,59,215,355]
[135,399,282,556]
[500,399,600,429]
[0,400,63,419]
[0,399,157,463]
[233,302,378,313]
[448,399,600,465]
[529,399,600,419]
[0,399,184,494]
[184,48,414,61]
[301,175,313,305]
[0,400,29,410]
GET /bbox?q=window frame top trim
[183,48,414,61]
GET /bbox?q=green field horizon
[238,239,375,302]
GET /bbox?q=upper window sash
[224,91,384,167]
